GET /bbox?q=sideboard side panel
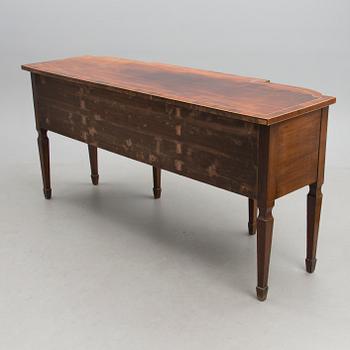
[271,110,322,199]
[32,74,259,197]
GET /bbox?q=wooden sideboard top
[22,55,335,125]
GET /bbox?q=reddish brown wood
[22,56,335,125]
[256,125,277,301]
[153,167,161,199]
[37,129,51,199]
[248,199,257,235]
[306,183,322,273]
[22,56,336,301]
[271,110,321,198]
[31,74,259,198]
[256,205,274,301]
[306,107,328,273]
[88,145,99,185]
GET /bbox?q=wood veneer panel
[272,110,321,198]
[22,56,335,125]
[33,74,259,197]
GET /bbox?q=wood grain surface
[33,74,259,197]
[22,56,335,125]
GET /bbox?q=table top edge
[21,57,336,126]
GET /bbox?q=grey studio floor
[1,131,350,349]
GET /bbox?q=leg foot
[248,198,257,235]
[91,174,99,186]
[153,167,161,199]
[256,286,268,301]
[306,183,322,273]
[37,129,51,199]
[43,188,52,199]
[153,188,161,199]
[256,203,274,301]
[88,145,99,185]
[305,258,317,273]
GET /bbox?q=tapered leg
[256,204,274,301]
[248,198,257,235]
[306,183,322,273]
[37,129,51,199]
[153,167,161,199]
[88,145,99,185]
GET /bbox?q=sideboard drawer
[33,74,259,197]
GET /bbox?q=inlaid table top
[22,55,335,125]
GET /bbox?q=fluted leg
[256,203,274,301]
[248,198,257,235]
[88,145,99,185]
[306,183,322,273]
[153,167,161,199]
[37,129,51,199]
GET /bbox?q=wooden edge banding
[265,96,335,125]
[316,107,329,185]
[22,59,336,126]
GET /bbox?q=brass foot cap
[256,286,268,301]
[153,188,161,199]
[305,258,317,273]
[44,188,52,200]
[248,223,257,235]
[91,174,99,186]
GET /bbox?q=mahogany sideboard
[22,56,336,301]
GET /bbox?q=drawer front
[33,74,259,197]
